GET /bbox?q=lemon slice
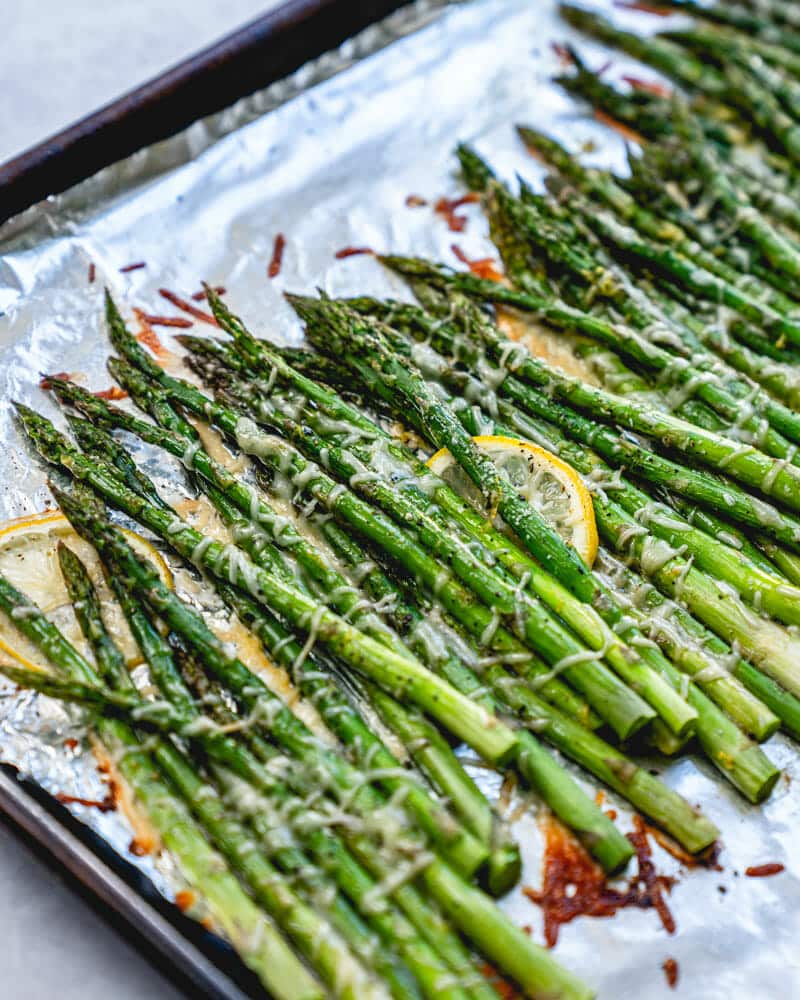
[0,510,172,674]
[427,435,598,567]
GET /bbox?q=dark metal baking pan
[0,0,409,224]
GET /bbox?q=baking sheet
[1,1,799,997]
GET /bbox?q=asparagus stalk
[57,522,492,1000]
[561,3,800,160]
[18,405,517,770]
[25,414,520,936]
[559,4,727,97]
[592,548,800,739]
[186,318,698,711]
[466,398,795,734]
[435,381,780,798]
[196,593,514,1000]
[289,298,606,602]
[668,24,800,120]
[57,540,426,1000]
[664,21,800,76]
[0,569,325,1000]
[382,256,800,509]
[43,501,500,996]
[655,0,799,38]
[203,330,796,737]
[341,353,784,742]
[188,302,782,763]
[109,355,649,743]
[75,361,646,873]
[53,486,594,1000]
[184,372,726,850]
[292,295,799,730]
[484,176,800,454]
[311,511,627,878]
[37,416,501,884]
[36,378,718,853]
[229,399,663,737]
[107,360,513,885]
[393,313,800,704]
[331,308,781,760]
[51,371,597,733]
[149,618,476,999]
[514,127,800,322]
[111,295,653,733]
[373,287,800,564]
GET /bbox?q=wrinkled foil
[1,1,799,996]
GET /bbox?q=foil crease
[0,1,798,996]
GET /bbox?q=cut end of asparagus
[483,840,523,897]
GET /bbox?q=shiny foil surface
[1,2,798,996]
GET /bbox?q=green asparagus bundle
[9,9,800,996]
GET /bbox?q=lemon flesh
[0,511,172,674]
[427,435,598,567]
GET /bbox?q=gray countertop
[3,3,278,996]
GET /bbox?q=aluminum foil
[1,1,799,996]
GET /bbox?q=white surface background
[2,2,279,164]
[2,3,277,996]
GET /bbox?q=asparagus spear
[286,296,586,596]
[458,390,795,741]
[559,4,727,97]
[112,291,660,737]
[514,127,800,320]
[34,413,512,892]
[60,523,492,1000]
[177,356,732,848]
[57,541,392,1000]
[382,256,800,508]
[108,355,651,743]
[0,569,325,1000]
[253,296,601,606]
[34,377,719,853]
[52,485,594,1000]
[363,287,800,564]
[145,608,479,999]
[672,25,800,123]
[592,549,800,740]
[555,56,739,147]
[50,372,597,733]
[194,323,800,735]
[315,364,784,739]
[658,1,800,58]
[422,370,781,796]
[106,361,514,883]
[474,161,800,450]
[378,299,800,694]
[185,300,786,754]
[562,3,800,160]
[335,304,792,713]
[179,310,684,703]
[309,508,628,878]
[18,404,518,770]
[23,454,552,995]
[66,365,649,872]
[290,292,791,692]
[498,185,800,457]
[324,305,782,753]
[122,633,478,1000]
[67,536,468,988]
